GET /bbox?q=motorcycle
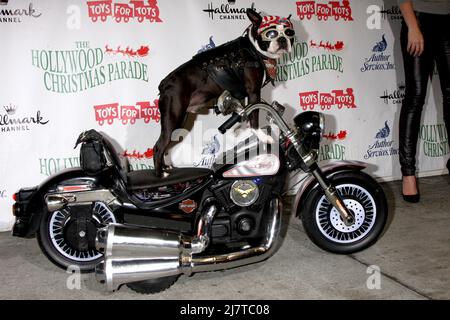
[11,91,388,293]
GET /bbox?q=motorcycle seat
[127,167,213,190]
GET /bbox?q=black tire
[301,171,388,254]
[126,276,179,294]
[37,202,117,272]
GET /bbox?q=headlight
[293,111,324,150]
[319,113,325,132]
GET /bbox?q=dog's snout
[278,37,288,49]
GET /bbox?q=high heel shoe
[402,176,420,203]
[402,193,420,203]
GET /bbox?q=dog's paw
[252,128,275,144]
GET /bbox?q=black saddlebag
[75,129,108,175]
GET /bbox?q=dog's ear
[246,9,262,28]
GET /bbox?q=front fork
[286,132,355,226]
[310,166,355,226]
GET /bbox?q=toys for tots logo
[87,0,162,23]
[419,123,449,158]
[296,0,353,21]
[0,103,49,133]
[31,41,150,93]
[94,100,160,125]
[299,88,355,111]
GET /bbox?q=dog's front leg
[247,92,275,144]
[247,92,260,129]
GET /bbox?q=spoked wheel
[126,276,179,294]
[301,171,388,254]
[38,202,117,271]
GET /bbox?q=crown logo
[4,103,17,115]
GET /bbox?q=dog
[153,9,295,177]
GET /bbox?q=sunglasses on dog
[261,28,296,41]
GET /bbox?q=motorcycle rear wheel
[301,171,388,254]
[126,276,179,294]
[37,202,117,272]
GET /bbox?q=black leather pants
[399,12,450,176]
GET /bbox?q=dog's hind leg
[153,94,186,177]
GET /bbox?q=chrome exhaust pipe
[95,198,281,291]
[46,195,70,212]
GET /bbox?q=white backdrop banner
[0,0,447,230]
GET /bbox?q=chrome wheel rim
[49,202,116,262]
[315,184,377,244]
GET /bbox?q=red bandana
[258,16,293,35]
[263,58,277,81]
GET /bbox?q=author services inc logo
[361,34,395,72]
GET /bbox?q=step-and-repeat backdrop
[0,0,446,230]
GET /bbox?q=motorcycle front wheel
[301,171,388,254]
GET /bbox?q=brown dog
[153,9,295,177]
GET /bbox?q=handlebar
[218,112,242,134]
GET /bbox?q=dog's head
[247,9,295,59]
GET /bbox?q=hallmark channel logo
[197,36,216,54]
[0,103,49,133]
[364,121,399,159]
[31,41,150,93]
[299,88,356,111]
[87,0,162,23]
[380,84,405,105]
[203,1,256,21]
[361,34,395,72]
[379,4,402,21]
[194,135,220,168]
[0,1,41,24]
[419,123,449,158]
[276,41,344,82]
[94,100,160,126]
[296,0,353,22]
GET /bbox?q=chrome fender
[291,160,368,217]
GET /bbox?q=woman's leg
[398,15,435,194]
[434,15,450,171]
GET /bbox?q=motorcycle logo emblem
[179,199,197,214]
